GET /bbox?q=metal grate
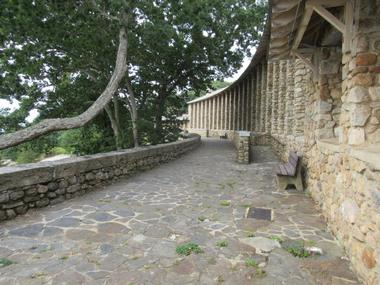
[246,207,273,221]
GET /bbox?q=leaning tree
[0,0,266,150]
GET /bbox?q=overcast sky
[0,52,253,123]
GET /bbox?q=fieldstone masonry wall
[0,135,201,222]
[185,1,380,282]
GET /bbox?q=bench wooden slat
[284,163,296,176]
[276,152,299,177]
[277,164,287,176]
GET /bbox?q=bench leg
[294,175,303,191]
[276,176,288,191]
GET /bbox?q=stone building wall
[0,135,201,222]
[185,1,380,282]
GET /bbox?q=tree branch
[0,27,128,150]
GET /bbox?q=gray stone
[3,200,24,209]
[0,210,6,220]
[9,223,44,237]
[348,128,365,145]
[369,86,380,101]
[15,205,28,214]
[47,182,59,191]
[25,188,38,196]
[85,212,116,222]
[9,190,24,200]
[320,60,340,75]
[0,192,9,203]
[6,209,16,219]
[239,237,281,253]
[37,185,49,194]
[50,217,80,227]
[316,101,333,114]
[347,86,370,103]
[340,199,359,224]
[350,104,371,127]
[67,185,80,193]
[36,198,50,208]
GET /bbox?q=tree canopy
[0,0,266,161]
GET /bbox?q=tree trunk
[104,99,123,150]
[153,95,166,144]
[125,80,139,147]
[0,27,128,150]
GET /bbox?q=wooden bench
[276,151,303,191]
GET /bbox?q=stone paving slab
[0,139,360,284]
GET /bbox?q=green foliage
[245,258,258,268]
[282,240,311,258]
[216,240,228,248]
[219,200,231,206]
[0,0,267,151]
[176,243,203,256]
[198,216,206,222]
[269,235,284,243]
[0,258,15,267]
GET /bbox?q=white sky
[0,51,253,124]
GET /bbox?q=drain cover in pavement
[246,207,273,221]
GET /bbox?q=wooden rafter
[312,4,345,33]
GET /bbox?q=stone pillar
[236,85,240,130]
[293,59,307,136]
[340,1,380,146]
[255,66,261,131]
[278,60,287,135]
[223,93,228,130]
[246,79,251,131]
[236,131,251,164]
[272,61,279,135]
[266,62,273,133]
[251,73,256,131]
[261,63,267,132]
[285,60,295,135]
[229,90,233,130]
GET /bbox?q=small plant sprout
[0,258,15,267]
[269,235,284,243]
[176,243,203,256]
[216,240,228,248]
[245,258,258,268]
[220,200,231,206]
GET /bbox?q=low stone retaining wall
[0,134,201,221]
[232,131,251,164]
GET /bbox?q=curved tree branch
[0,27,128,150]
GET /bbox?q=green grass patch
[245,258,258,268]
[216,240,228,248]
[269,235,284,243]
[246,231,256,237]
[198,216,207,222]
[282,240,311,258]
[0,258,15,267]
[219,200,231,206]
[176,243,203,256]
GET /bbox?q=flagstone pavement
[0,139,360,284]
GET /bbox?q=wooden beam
[312,4,345,34]
[292,50,317,74]
[309,0,346,8]
[292,4,314,51]
[344,0,354,52]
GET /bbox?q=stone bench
[276,151,303,191]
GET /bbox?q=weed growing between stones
[176,243,203,256]
[246,231,256,237]
[245,258,258,268]
[216,240,228,248]
[198,216,207,222]
[0,257,15,267]
[269,235,284,243]
[282,240,312,258]
[220,200,231,206]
